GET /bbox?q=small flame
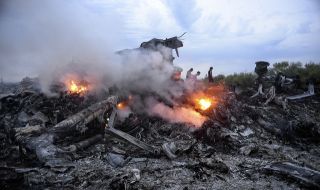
[198,98,212,110]
[117,102,126,110]
[68,80,88,94]
[116,95,133,110]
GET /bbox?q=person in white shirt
[185,71,200,91]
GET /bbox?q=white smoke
[0,0,206,127]
[0,0,178,91]
[0,0,120,87]
[147,98,206,127]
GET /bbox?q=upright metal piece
[251,61,270,99]
[105,108,160,155]
[139,35,184,62]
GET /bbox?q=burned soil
[1,79,320,190]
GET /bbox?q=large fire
[191,94,218,112]
[149,85,224,127]
[197,98,212,110]
[113,86,223,128]
[190,84,225,112]
[68,80,88,94]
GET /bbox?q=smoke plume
[0,0,206,127]
[149,102,206,127]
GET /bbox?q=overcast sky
[1,0,320,81]
[90,0,320,75]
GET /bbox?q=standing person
[186,71,201,90]
[186,68,193,79]
[190,71,200,80]
[195,71,201,79]
[208,67,213,83]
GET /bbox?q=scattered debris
[264,162,320,188]
[287,83,315,100]
[1,54,319,189]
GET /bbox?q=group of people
[184,67,214,91]
[186,67,214,83]
[186,68,200,80]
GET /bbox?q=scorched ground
[1,77,320,189]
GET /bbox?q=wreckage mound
[1,82,320,189]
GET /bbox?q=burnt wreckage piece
[117,33,185,64]
[105,108,182,159]
[140,35,184,61]
[1,39,320,189]
[105,108,159,155]
[286,79,315,100]
[15,96,118,165]
[116,34,185,81]
[264,162,320,188]
[251,61,269,98]
[251,61,317,105]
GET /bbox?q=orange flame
[68,80,88,94]
[116,95,133,110]
[117,102,126,110]
[188,84,224,111]
[191,94,217,111]
[197,98,212,110]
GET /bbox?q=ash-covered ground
[0,78,320,190]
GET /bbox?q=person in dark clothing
[208,67,213,83]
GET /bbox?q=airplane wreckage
[0,35,320,189]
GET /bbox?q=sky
[89,0,320,76]
[0,0,320,81]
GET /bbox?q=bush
[270,61,320,84]
[224,72,256,89]
[213,74,225,83]
[219,61,319,90]
[304,63,320,81]
[272,61,289,73]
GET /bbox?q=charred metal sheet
[106,127,159,154]
[264,162,320,188]
[287,84,315,100]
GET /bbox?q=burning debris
[197,98,212,110]
[1,37,320,190]
[150,103,207,127]
[68,80,88,94]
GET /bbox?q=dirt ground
[1,81,319,189]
